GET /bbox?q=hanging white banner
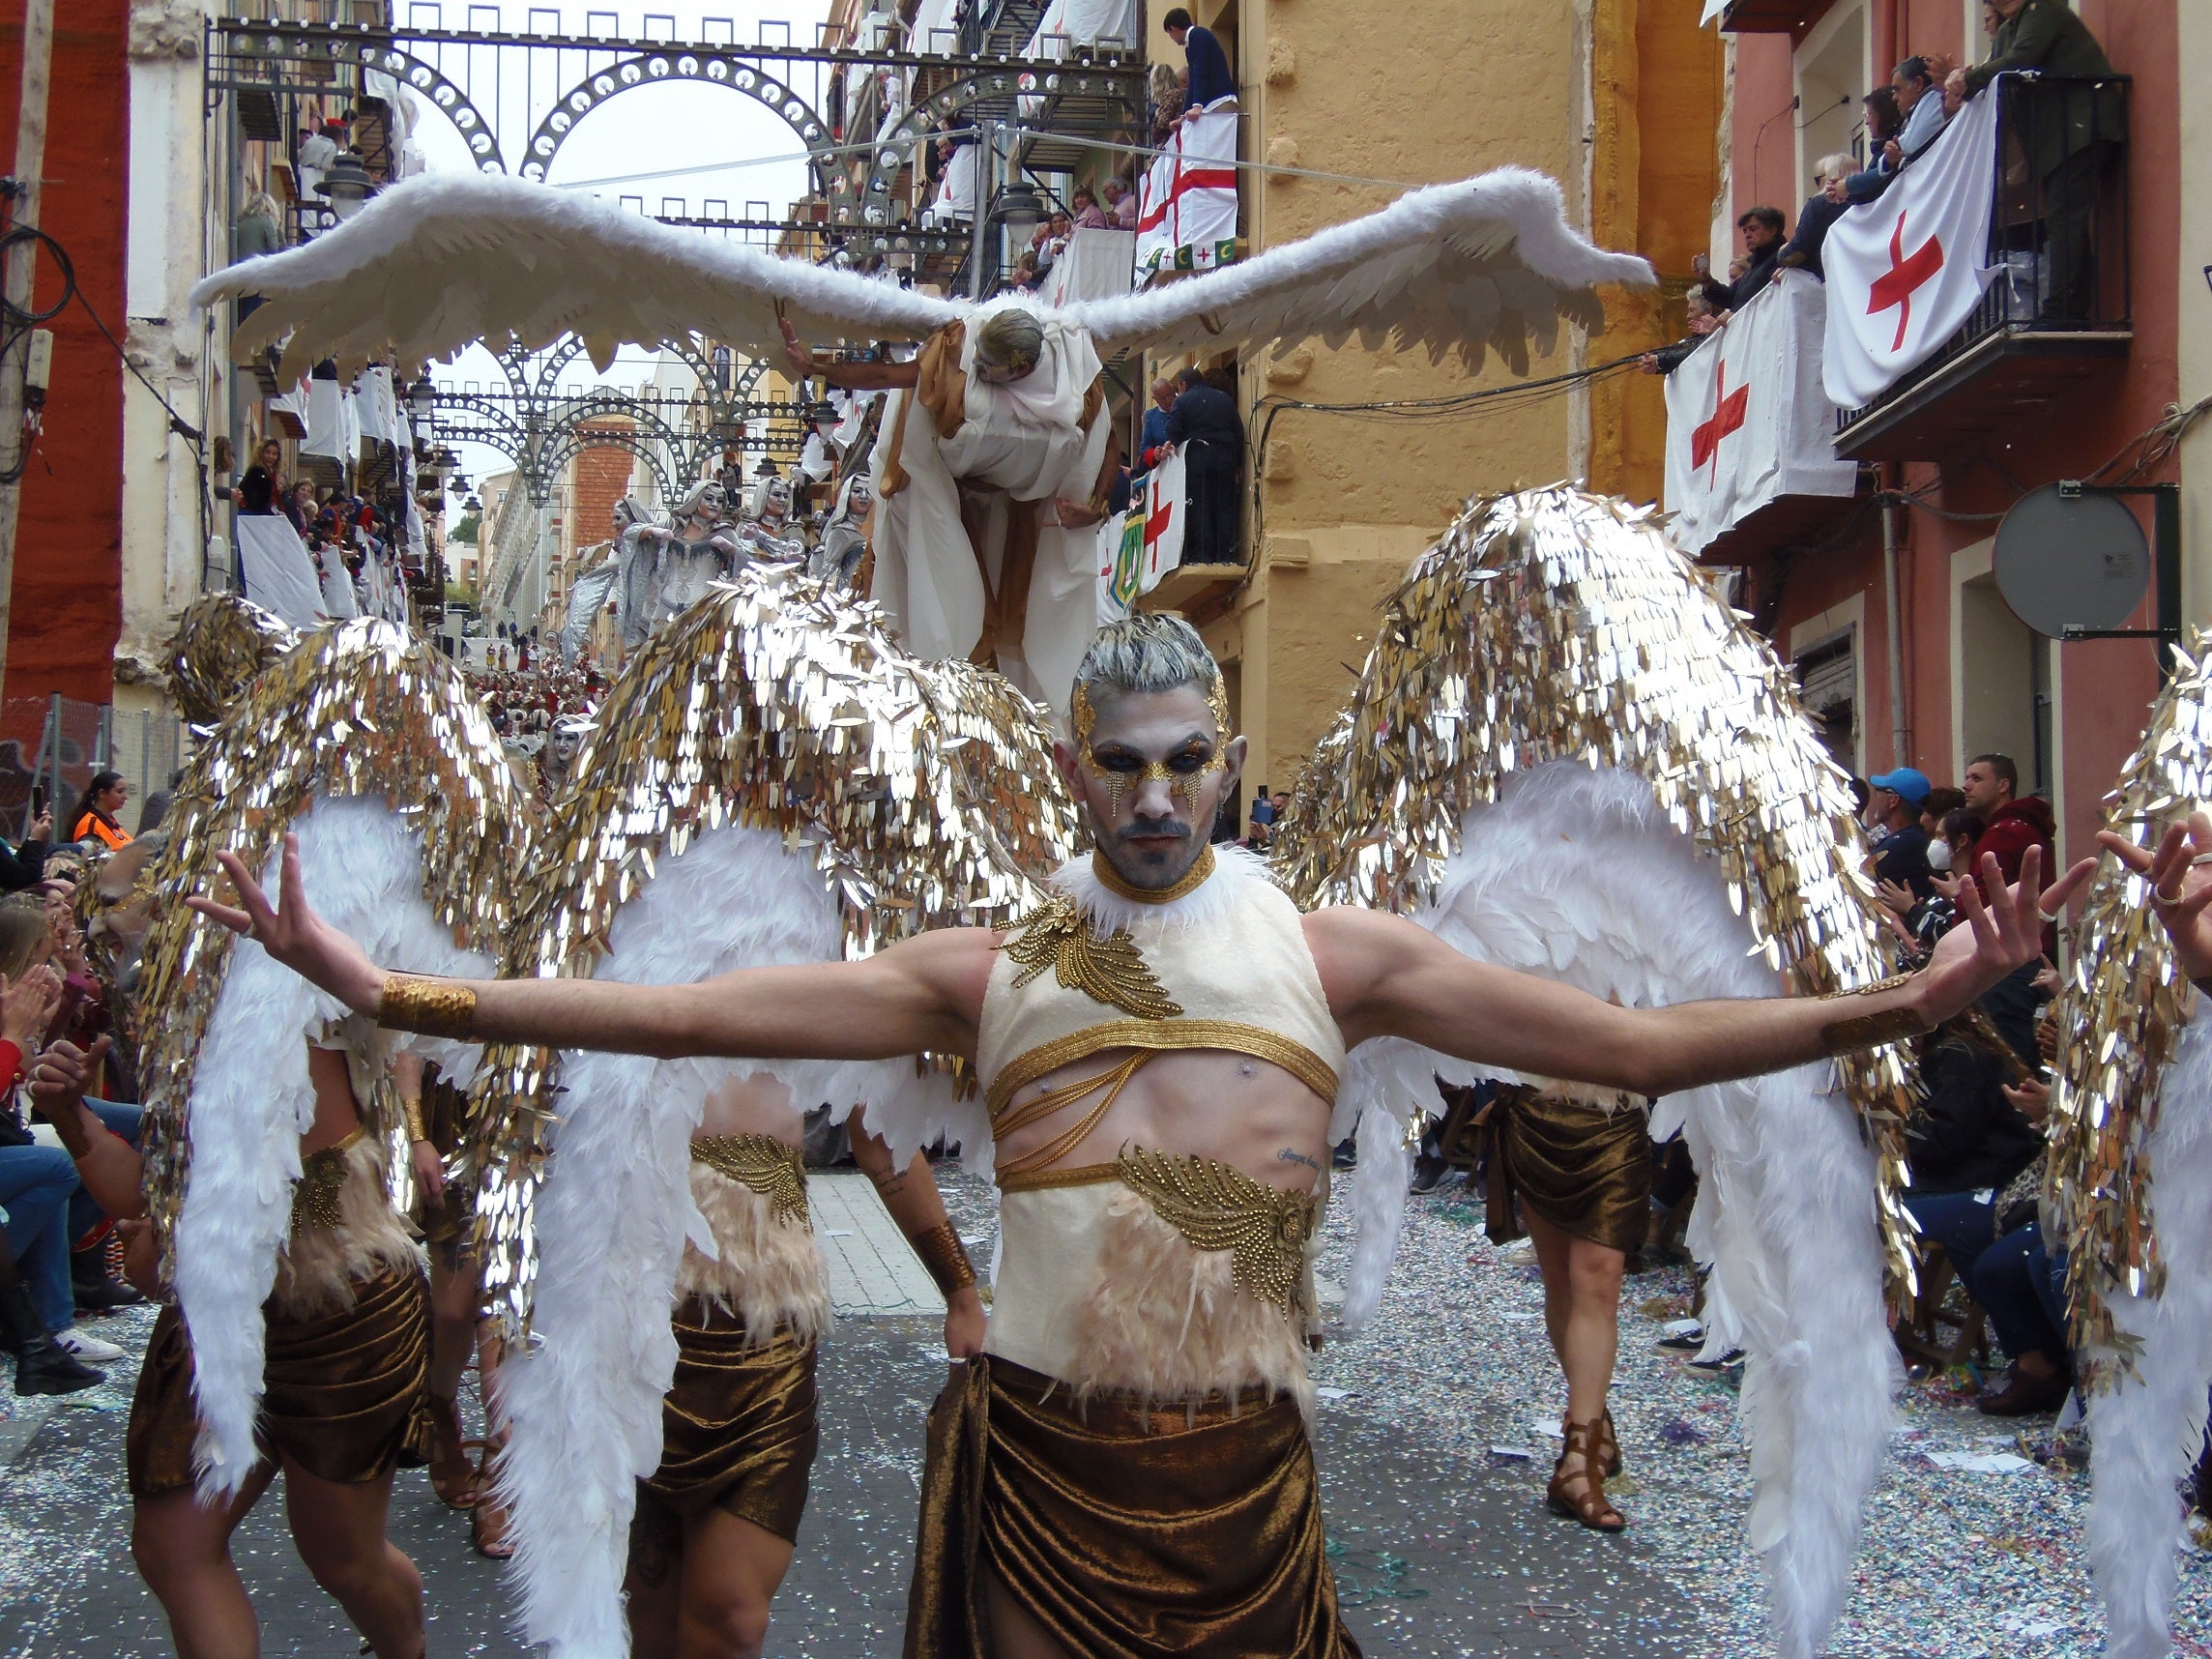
[1134,100,1238,279]
[235,514,334,630]
[1094,450,1188,622]
[1821,86,2002,407]
[1664,274,1856,555]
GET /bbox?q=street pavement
[0,1172,1695,1657]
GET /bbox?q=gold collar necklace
[1090,844,1216,905]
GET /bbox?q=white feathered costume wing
[2041,643,2212,1658]
[174,798,497,1496]
[472,567,1075,1656]
[136,620,530,1499]
[1276,488,1913,1659]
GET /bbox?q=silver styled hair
[1073,613,1220,705]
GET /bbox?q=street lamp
[995,182,1044,237]
[323,153,377,221]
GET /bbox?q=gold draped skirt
[127,1265,433,1499]
[905,1354,1360,1659]
[1483,1086,1652,1257]
[629,1298,820,1582]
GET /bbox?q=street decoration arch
[519,50,834,186]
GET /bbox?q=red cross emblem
[1691,360,1749,478]
[1867,209,1945,352]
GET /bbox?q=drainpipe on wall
[1880,473,1908,769]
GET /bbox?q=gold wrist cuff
[1817,972,1929,1055]
[909,1219,977,1299]
[401,1098,429,1143]
[377,974,478,1041]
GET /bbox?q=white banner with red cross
[1820,85,2002,407]
[1096,449,1186,622]
[1134,98,1239,280]
[1663,273,1856,554]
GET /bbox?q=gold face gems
[1070,673,1234,821]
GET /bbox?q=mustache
[1117,814,1191,842]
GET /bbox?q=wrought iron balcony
[1834,73,2132,462]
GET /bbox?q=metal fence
[0,696,188,842]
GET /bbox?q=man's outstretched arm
[189,836,993,1063]
[1307,848,2092,1097]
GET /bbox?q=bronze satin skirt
[1483,1086,1653,1257]
[905,1354,1361,1659]
[634,1300,820,1552]
[127,1265,433,1499]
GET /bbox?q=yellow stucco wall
[1154,0,1719,816]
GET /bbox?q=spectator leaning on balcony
[1638,288,1722,376]
[1163,365,1244,565]
[1776,154,1858,279]
[1138,377,1177,471]
[1163,10,1235,109]
[1947,0,2120,318]
[1694,207,1785,314]
[1070,187,1107,230]
[1102,175,1137,229]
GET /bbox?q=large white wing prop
[2043,642,2212,1659]
[136,619,531,1499]
[1073,168,1653,369]
[190,168,1649,378]
[1274,488,1912,1659]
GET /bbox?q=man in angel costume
[39,597,530,1657]
[196,163,1656,710]
[462,568,1033,1659]
[198,598,2075,1657]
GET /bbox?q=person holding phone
[0,792,51,892]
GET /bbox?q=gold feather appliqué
[1114,1147,1316,1317]
[1004,894,1183,1021]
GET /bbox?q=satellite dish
[1993,482,2149,637]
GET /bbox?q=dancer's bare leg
[427,1251,478,1402]
[1522,1208,1625,1424]
[131,1466,276,1659]
[669,1506,794,1659]
[279,1460,424,1658]
[985,1573,1075,1659]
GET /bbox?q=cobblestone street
[3,1170,2204,1657]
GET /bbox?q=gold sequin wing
[1115,1148,1315,1315]
[1004,895,1183,1020]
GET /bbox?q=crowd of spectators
[1643,0,2115,379]
[1844,751,2088,1416]
[0,809,167,1395]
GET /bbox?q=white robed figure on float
[192,167,1653,707]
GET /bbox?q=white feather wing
[1071,168,1654,370]
[189,171,963,378]
[174,795,496,1499]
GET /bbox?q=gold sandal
[1548,1419,1626,1532]
[470,1436,514,1559]
[425,1394,477,1509]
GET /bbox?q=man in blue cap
[1867,766,1934,897]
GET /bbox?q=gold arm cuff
[401,1098,429,1143]
[377,974,478,1041]
[909,1219,977,1298]
[1820,1004,1931,1056]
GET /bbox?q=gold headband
[1070,673,1234,814]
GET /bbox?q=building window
[1957,571,2052,797]
[1793,0,1872,190]
[1794,626,1859,777]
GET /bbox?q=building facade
[1683,0,2188,869]
[1140,0,1723,818]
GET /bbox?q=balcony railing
[1834,72,2131,459]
